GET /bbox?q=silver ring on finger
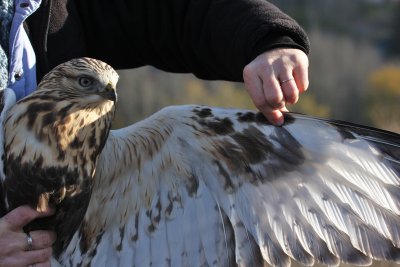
[279,78,294,85]
[26,232,33,251]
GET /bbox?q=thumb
[1,205,54,231]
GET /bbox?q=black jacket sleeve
[75,0,310,82]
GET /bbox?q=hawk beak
[100,83,117,102]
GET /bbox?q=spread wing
[59,105,400,267]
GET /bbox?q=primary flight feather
[2,58,400,267]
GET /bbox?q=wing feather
[59,106,400,267]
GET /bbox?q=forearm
[76,0,309,81]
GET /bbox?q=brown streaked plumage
[2,58,400,267]
[2,58,118,256]
[62,104,400,267]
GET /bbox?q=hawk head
[39,57,118,103]
[5,58,119,154]
[3,57,119,256]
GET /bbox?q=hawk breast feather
[58,104,400,267]
[1,58,117,257]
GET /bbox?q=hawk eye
[78,77,93,87]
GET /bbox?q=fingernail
[40,206,56,215]
[278,101,286,109]
[275,117,284,126]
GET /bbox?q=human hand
[243,48,309,125]
[0,206,56,267]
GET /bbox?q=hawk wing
[60,105,400,267]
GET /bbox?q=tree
[366,65,400,133]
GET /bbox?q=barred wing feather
[60,105,400,267]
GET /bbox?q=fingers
[0,230,55,262]
[13,230,56,251]
[0,231,55,267]
[243,48,309,125]
[28,230,56,250]
[35,261,52,267]
[261,72,285,109]
[279,73,299,105]
[293,63,309,93]
[243,66,285,125]
[33,262,52,267]
[0,207,56,267]
[22,248,53,266]
[0,248,52,267]
[2,206,54,231]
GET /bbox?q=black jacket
[26,0,310,82]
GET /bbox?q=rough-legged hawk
[1,58,400,267]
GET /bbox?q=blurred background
[114,0,400,134]
[113,1,400,266]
